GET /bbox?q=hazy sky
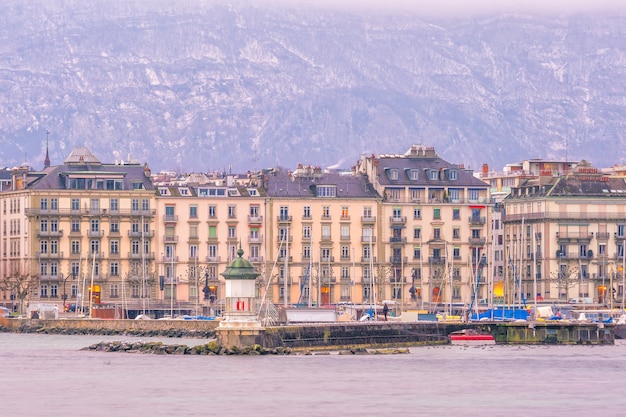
[263,0,626,16]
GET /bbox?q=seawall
[0,318,614,348]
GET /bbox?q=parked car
[0,306,10,318]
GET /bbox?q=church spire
[44,130,50,168]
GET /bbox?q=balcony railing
[248,215,263,223]
[389,216,407,224]
[390,256,408,264]
[36,229,64,237]
[128,230,155,238]
[468,216,486,225]
[206,256,221,263]
[361,216,376,223]
[469,237,486,246]
[429,257,446,264]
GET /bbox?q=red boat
[449,329,495,345]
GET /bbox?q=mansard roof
[265,167,380,199]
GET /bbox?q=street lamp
[202,270,211,317]
[62,271,76,311]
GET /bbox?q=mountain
[1,1,626,174]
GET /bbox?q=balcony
[277,256,293,263]
[87,230,105,238]
[389,216,407,225]
[128,230,155,238]
[248,256,264,263]
[469,237,486,246]
[277,215,292,223]
[164,235,179,243]
[163,276,179,284]
[163,214,178,223]
[361,216,376,223]
[206,256,221,263]
[468,216,486,225]
[556,231,593,241]
[36,229,64,238]
[390,256,408,264]
[128,252,155,260]
[361,236,376,243]
[162,255,179,263]
[429,257,446,264]
[36,251,64,259]
[390,236,407,244]
[248,215,263,224]
[390,276,406,283]
[276,235,293,244]
[361,256,376,263]
[596,232,610,240]
[248,234,263,243]
[320,256,334,263]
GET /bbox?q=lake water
[2,333,625,417]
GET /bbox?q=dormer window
[317,185,336,197]
[388,169,399,180]
[410,169,419,180]
[429,170,439,180]
[447,170,458,180]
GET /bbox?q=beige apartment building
[502,161,626,305]
[263,165,382,306]
[0,148,156,315]
[153,173,266,316]
[357,145,491,309]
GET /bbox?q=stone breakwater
[84,340,411,355]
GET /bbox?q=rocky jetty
[84,340,293,355]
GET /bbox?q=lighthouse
[216,246,263,347]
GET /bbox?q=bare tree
[551,264,579,302]
[0,266,33,314]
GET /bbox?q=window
[190,205,198,218]
[429,170,438,180]
[40,241,48,254]
[110,262,119,276]
[303,225,311,239]
[341,225,350,239]
[91,219,99,232]
[448,170,457,180]
[413,247,421,259]
[50,219,58,232]
[279,206,289,220]
[40,198,48,210]
[363,207,372,218]
[90,240,100,254]
[208,245,218,258]
[433,208,441,220]
[209,226,217,238]
[453,247,461,259]
[50,240,58,254]
[619,225,625,238]
[414,227,421,239]
[189,224,198,238]
[303,245,311,259]
[190,245,198,259]
[250,205,259,217]
[132,199,140,212]
[110,198,119,212]
[209,205,216,218]
[132,240,140,255]
[228,205,236,218]
[228,226,236,239]
[303,206,311,218]
[362,245,371,260]
[388,169,398,180]
[341,206,349,219]
[453,208,460,220]
[341,245,350,259]
[388,189,400,200]
[132,221,140,233]
[322,225,331,239]
[71,240,80,254]
[40,219,48,232]
[468,189,480,201]
[413,207,421,220]
[71,198,80,211]
[433,228,441,239]
[165,205,175,219]
[50,198,58,211]
[410,169,419,180]
[110,220,119,233]
[317,185,337,197]
[90,198,100,212]
[322,206,330,218]
[110,240,119,255]
[453,228,460,239]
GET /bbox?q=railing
[128,230,155,238]
[36,229,64,237]
[556,232,593,240]
[248,215,263,223]
[361,216,376,223]
[164,235,178,242]
[36,251,64,259]
[248,234,263,243]
[162,255,179,263]
[248,256,264,263]
[505,212,626,221]
[361,256,376,263]
[277,215,292,222]
[429,257,446,264]
[206,256,221,263]
[390,237,407,243]
[469,237,487,245]
[87,230,105,238]
[361,236,376,243]
[390,256,408,264]
[26,208,155,216]
[320,256,334,263]
[468,216,486,225]
[163,214,178,222]
[389,216,407,224]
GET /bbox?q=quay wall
[0,318,614,347]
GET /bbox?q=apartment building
[502,160,626,304]
[264,165,382,306]
[357,145,491,307]
[153,172,266,315]
[0,147,156,314]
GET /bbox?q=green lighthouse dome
[221,247,260,280]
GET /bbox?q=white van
[568,297,594,304]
